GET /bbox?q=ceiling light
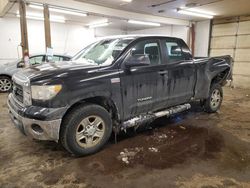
[29,4,43,10]
[177,9,213,19]
[88,22,110,28]
[16,12,65,23]
[28,3,87,17]
[128,20,161,26]
[180,7,216,16]
[49,7,87,16]
[122,0,133,2]
[87,19,110,28]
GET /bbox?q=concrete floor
[0,87,250,188]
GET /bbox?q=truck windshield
[72,38,134,66]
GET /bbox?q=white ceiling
[7,3,170,31]
[76,0,250,20]
[6,0,250,31]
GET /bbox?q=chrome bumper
[7,94,62,142]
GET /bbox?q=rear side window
[165,40,185,63]
[131,40,161,65]
[52,56,63,61]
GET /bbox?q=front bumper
[7,93,66,141]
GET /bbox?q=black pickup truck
[7,36,232,156]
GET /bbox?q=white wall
[94,27,126,37]
[127,25,190,43]
[0,17,96,64]
[0,17,21,63]
[194,20,211,57]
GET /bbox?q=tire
[60,104,112,156]
[0,76,12,93]
[204,84,223,113]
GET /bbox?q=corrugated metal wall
[210,16,250,88]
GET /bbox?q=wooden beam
[19,0,29,59]
[191,23,195,56]
[43,4,52,49]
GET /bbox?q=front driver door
[119,39,163,120]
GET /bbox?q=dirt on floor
[0,87,250,188]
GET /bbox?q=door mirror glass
[125,54,150,68]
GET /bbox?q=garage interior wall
[194,20,211,57]
[127,25,189,43]
[0,17,95,64]
[0,16,190,65]
[210,16,250,88]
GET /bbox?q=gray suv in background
[0,54,71,92]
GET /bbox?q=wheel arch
[61,96,120,127]
[0,74,12,79]
[211,68,231,86]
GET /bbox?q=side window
[131,40,161,65]
[52,56,61,62]
[165,41,185,63]
[63,56,71,61]
[29,56,44,65]
[46,56,64,62]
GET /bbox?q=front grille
[13,82,23,103]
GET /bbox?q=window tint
[29,56,44,65]
[165,41,185,63]
[131,40,161,65]
[52,56,63,61]
[46,56,64,62]
[63,56,71,61]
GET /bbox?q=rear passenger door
[156,38,195,109]
[161,38,196,107]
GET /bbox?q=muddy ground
[0,87,250,188]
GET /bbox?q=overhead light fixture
[121,0,133,2]
[28,3,87,17]
[29,4,43,10]
[186,8,216,16]
[128,20,161,26]
[49,7,87,17]
[88,22,110,28]
[87,19,110,28]
[16,11,66,23]
[177,8,214,19]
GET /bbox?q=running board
[121,103,191,130]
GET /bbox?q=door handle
[158,70,168,75]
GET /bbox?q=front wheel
[60,104,112,156]
[204,84,223,113]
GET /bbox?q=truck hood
[16,61,102,82]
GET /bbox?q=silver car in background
[0,54,71,92]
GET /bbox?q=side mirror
[17,61,25,68]
[125,54,150,68]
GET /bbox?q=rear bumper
[7,93,66,141]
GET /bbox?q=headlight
[23,89,32,106]
[31,85,62,100]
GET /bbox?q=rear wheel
[60,104,112,156]
[204,84,223,113]
[0,76,12,93]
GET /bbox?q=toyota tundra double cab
[7,36,232,156]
